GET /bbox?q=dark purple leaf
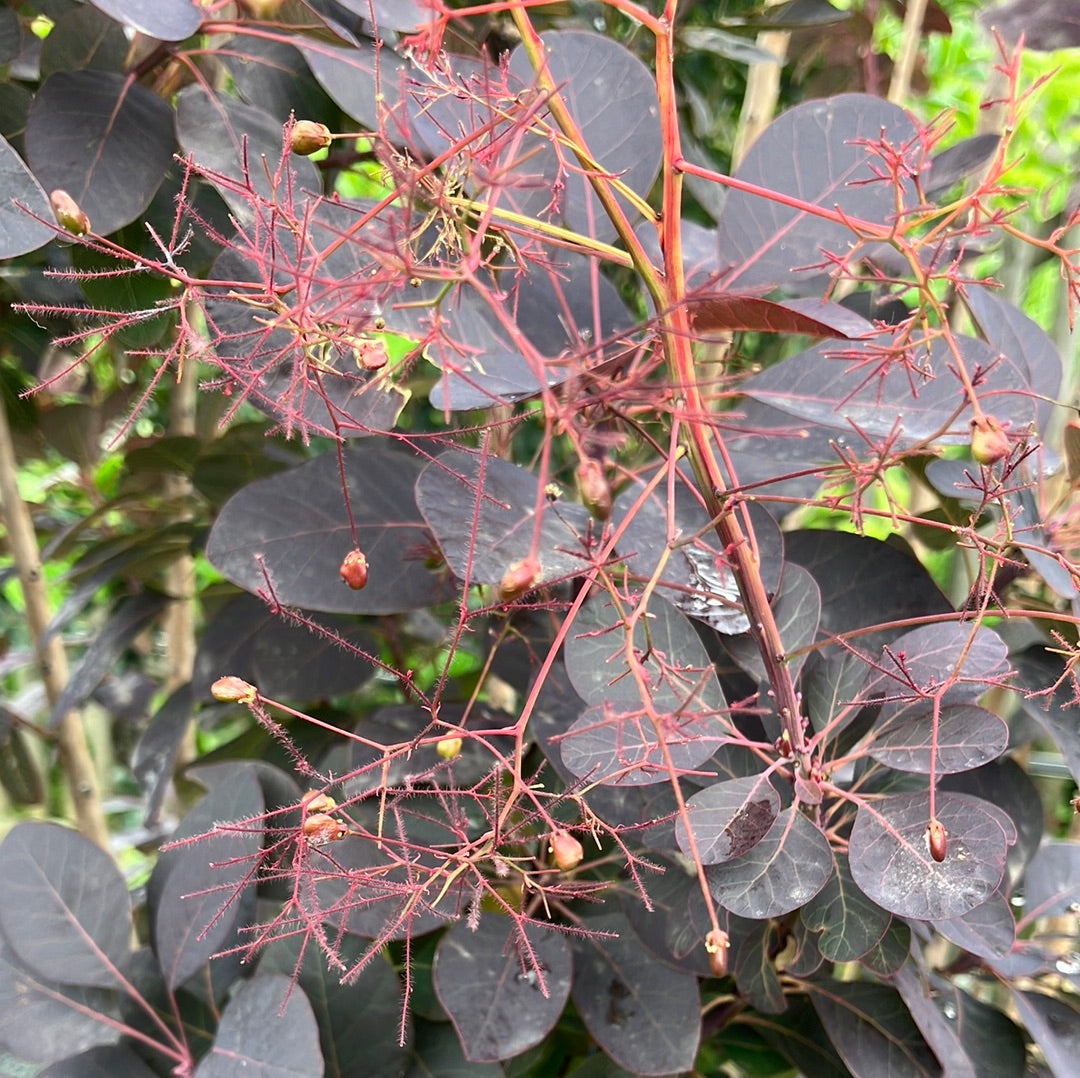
[504,32,662,244]
[848,791,1007,919]
[964,284,1060,443]
[571,911,700,1076]
[39,1045,160,1078]
[336,0,432,32]
[1007,485,1077,598]
[175,85,321,224]
[433,918,571,1062]
[0,8,19,63]
[0,937,120,1065]
[979,0,1080,50]
[928,980,1026,1078]
[716,94,918,292]
[869,704,1008,774]
[803,851,891,962]
[755,998,850,1078]
[1012,648,1080,784]
[705,807,831,918]
[301,39,408,135]
[742,332,1039,446]
[891,963,977,1078]
[416,450,590,589]
[924,135,1000,199]
[206,444,450,615]
[810,981,938,1078]
[875,623,1010,705]
[613,476,783,636]
[942,758,1044,876]
[804,650,872,742]
[26,72,173,236]
[560,593,727,785]
[733,921,786,1013]
[87,0,201,41]
[426,254,636,411]
[1023,841,1080,920]
[688,293,873,338]
[1009,991,1080,1077]
[722,564,820,682]
[675,775,781,865]
[784,530,952,652]
[0,133,53,257]
[47,592,169,729]
[619,852,741,976]
[859,920,912,977]
[150,770,264,990]
[132,684,194,827]
[408,1021,504,1078]
[192,594,377,702]
[259,936,409,1078]
[0,822,132,987]
[935,886,1015,960]
[195,974,322,1078]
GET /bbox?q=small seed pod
[303,812,348,846]
[970,415,1010,465]
[339,549,368,590]
[497,556,540,602]
[926,818,947,863]
[704,929,729,977]
[549,828,584,872]
[290,120,332,156]
[436,736,463,760]
[576,458,612,521]
[49,190,90,235]
[353,336,388,371]
[210,675,257,704]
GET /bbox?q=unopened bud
[497,556,540,602]
[576,458,612,521]
[211,676,257,704]
[49,189,90,235]
[436,736,463,759]
[970,415,1009,465]
[549,828,583,872]
[302,812,347,846]
[339,549,368,590]
[290,120,332,156]
[303,790,337,814]
[926,818,947,863]
[704,929,729,977]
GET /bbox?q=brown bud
[211,676,257,704]
[970,415,1010,465]
[303,790,337,814]
[353,336,388,371]
[49,189,90,235]
[436,736,463,760]
[302,812,347,846]
[926,818,947,863]
[704,929,729,977]
[576,458,612,521]
[497,556,540,602]
[339,549,368,590]
[549,828,584,872]
[290,120,332,156]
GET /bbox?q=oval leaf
[675,775,781,865]
[0,822,132,987]
[434,917,572,1062]
[195,974,322,1078]
[88,0,202,41]
[206,444,450,615]
[706,807,832,918]
[869,704,1008,774]
[26,71,173,236]
[0,134,54,257]
[849,791,1007,919]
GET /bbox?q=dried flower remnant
[290,120,332,156]
[340,549,369,589]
